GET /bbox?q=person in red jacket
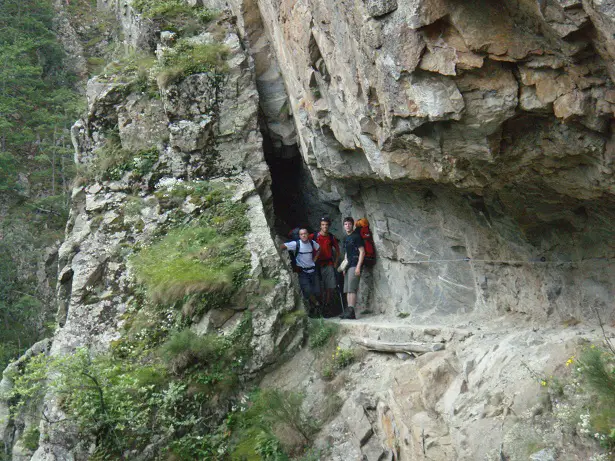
[310,217,340,309]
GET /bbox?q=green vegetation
[132,0,218,35]
[0,0,83,370]
[20,426,40,452]
[100,51,158,95]
[576,347,615,449]
[533,344,615,457]
[308,318,337,349]
[322,346,355,381]
[65,0,120,75]
[132,182,249,312]
[5,311,253,460]
[84,130,159,181]
[157,39,229,88]
[231,389,321,459]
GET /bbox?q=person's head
[319,216,331,234]
[298,228,309,242]
[343,217,354,234]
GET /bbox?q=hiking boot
[308,302,322,318]
[339,306,356,320]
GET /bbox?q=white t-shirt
[286,239,320,269]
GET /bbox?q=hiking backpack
[355,218,376,266]
[287,227,316,272]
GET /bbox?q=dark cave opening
[261,130,340,238]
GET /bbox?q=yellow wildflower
[540,380,547,387]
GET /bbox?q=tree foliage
[0,0,83,369]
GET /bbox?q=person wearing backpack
[310,217,340,310]
[338,217,365,320]
[354,217,376,311]
[280,228,322,315]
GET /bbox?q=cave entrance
[261,130,340,238]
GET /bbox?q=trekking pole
[337,272,346,314]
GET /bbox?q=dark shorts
[319,265,337,290]
[343,266,361,293]
[298,268,320,299]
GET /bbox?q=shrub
[322,346,355,381]
[308,318,337,349]
[159,329,232,373]
[132,0,217,35]
[3,352,50,416]
[20,426,40,451]
[131,223,248,306]
[100,51,158,95]
[576,347,615,449]
[156,39,229,88]
[87,131,132,180]
[86,134,159,182]
[231,389,320,459]
[579,347,615,401]
[255,432,288,461]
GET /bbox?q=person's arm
[280,241,295,251]
[355,246,365,276]
[313,241,320,263]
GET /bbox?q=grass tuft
[131,222,248,306]
[156,39,229,88]
[132,0,218,35]
[308,318,337,349]
[160,329,230,374]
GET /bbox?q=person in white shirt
[280,228,321,315]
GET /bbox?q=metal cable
[398,256,614,265]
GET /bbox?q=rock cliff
[230,0,615,322]
[1,0,615,460]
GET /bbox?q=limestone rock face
[0,4,302,459]
[230,0,615,322]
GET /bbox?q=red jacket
[309,232,339,266]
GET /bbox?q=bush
[576,347,615,449]
[131,223,248,306]
[20,426,40,451]
[101,51,158,95]
[86,132,159,181]
[308,318,337,349]
[231,389,320,459]
[132,0,217,35]
[156,39,228,88]
[160,329,233,374]
[579,347,615,401]
[86,131,132,180]
[322,346,355,381]
[3,352,49,417]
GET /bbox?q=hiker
[310,217,340,310]
[339,217,365,320]
[280,228,322,314]
[354,217,376,311]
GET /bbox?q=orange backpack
[355,218,376,266]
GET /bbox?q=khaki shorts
[319,264,336,290]
[343,266,361,293]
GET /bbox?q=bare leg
[347,292,357,307]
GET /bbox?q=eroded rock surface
[263,317,610,461]
[229,0,615,321]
